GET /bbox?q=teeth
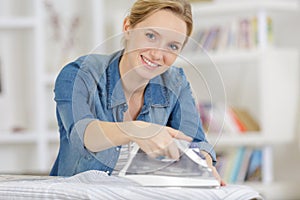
[143,56,159,68]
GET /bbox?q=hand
[201,150,226,186]
[211,166,226,186]
[128,121,192,160]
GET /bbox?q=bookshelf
[174,1,299,198]
[0,0,105,174]
[0,0,44,173]
[0,1,299,198]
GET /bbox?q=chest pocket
[147,106,170,126]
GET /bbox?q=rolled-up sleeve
[168,69,217,166]
[54,63,96,147]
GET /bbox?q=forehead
[134,9,187,42]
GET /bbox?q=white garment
[112,142,134,175]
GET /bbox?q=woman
[50,0,225,186]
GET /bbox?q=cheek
[127,33,148,50]
[126,33,139,50]
[164,52,178,66]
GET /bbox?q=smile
[141,55,160,69]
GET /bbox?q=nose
[149,48,163,61]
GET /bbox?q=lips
[141,55,160,69]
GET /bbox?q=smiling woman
[49,0,224,186]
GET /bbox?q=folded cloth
[0,170,264,200]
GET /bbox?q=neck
[119,53,148,97]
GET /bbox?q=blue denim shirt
[50,50,216,176]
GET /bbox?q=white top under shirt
[112,142,134,175]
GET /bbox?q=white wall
[272,3,300,185]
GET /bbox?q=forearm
[84,119,192,158]
[84,120,131,152]
[84,120,156,152]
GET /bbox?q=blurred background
[0,0,300,199]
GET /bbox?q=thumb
[166,127,192,142]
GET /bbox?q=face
[121,9,187,80]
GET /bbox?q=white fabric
[112,142,134,175]
[0,170,264,200]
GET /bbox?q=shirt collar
[107,50,170,109]
[107,51,126,108]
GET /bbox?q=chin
[134,67,160,80]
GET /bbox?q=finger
[166,127,192,142]
[142,141,164,159]
[211,166,225,186]
[155,144,179,161]
[166,141,180,160]
[149,140,178,160]
[220,180,226,186]
[148,151,161,159]
[136,140,153,156]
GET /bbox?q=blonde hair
[126,0,193,43]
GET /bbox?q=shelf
[0,0,298,189]
[178,48,298,65]
[192,1,299,16]
[0,18,36,30]
[207,133,293,147]
[0,132,38,144]
[179,49,261,64]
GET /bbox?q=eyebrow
[146,28,184,47]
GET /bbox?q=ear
[123,17,131,39]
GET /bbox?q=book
[118,140,220,188]
[220,149,238,183]
[236,148,253,183]
[245,149,262,182]
[231,108,260,132]
[198,102,254,134]
[229,147,246,183]
[198,102,227,134]
[226,107,247,133]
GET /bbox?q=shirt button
[116,147,120,151]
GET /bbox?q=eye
[169,43,180,51]
[146,32,156,40]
